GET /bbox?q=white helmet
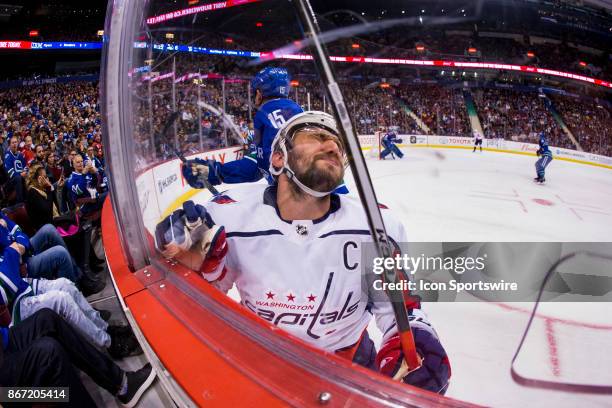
[269,111,344,198]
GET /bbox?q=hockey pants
[535,155,553,178]
[381,144,404,159]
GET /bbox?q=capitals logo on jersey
[211,194,236,205]
[243,272,360,340]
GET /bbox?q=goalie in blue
[534,132,553,184]
[380,128,404,160]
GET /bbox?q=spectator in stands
[21,135,35,166]
[55,133,66,157]
[4,136,26,203]
[62,149,77,178]
[84,145,96,169]
[0,205,103,295]
[25,165,63,231]
[29,144,46,168]
[0,133,6,159]
[76,138,87,159]
[93,145,108,191]
[0,309,156,407]
[0,240,108,347]
[45,151,63,185]
[66,154,106,217]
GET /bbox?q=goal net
[366,131,383,159]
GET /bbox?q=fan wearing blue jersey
[380,129,404,160]
[4,136,27,203]
[534,132,553,184]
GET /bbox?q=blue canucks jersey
[0,246,32,315]
[538,136,553,157]
[382,132,399,146]
[66,171,97,211]
[212,98,302,184]
[4,150,26,179]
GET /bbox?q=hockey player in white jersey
[155,111,450,393]
[473,130,483,153]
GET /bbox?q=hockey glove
[181,200,227,281]
[155,208,194,258]
[376,310,451,394]
[155,201,228,281]
[182,159,223,188]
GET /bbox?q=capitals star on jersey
[200,183,410,352]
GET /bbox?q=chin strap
[269,139,335,198]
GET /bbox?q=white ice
[352,147,612,242]
[171,147,612,407]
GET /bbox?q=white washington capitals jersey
[202,184,407,352]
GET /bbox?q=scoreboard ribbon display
[0,40,609,89]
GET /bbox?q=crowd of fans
[0,79,158,404]
[130,54,610,163]
[472,88,569,148]
[550,95,612,157]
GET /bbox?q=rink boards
[359,134,612,169]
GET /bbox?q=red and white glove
[376,310,451,394]
[155,200,228,282]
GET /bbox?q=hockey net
[363,131,382,159]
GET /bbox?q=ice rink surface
[359,148,612,406]
[355,147,612,242]
[184,147,612,407]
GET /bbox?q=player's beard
[288,151,344,196]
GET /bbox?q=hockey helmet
[251,67,290,98]
[269,111,345,198]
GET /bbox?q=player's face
[288,127,344,192]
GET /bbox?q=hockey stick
[196,100,244,146]
[158,110,220,196]
[293,0,422,374]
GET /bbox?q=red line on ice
[493,302,612,330]
[545,319,561,377]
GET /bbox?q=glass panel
[104,0,612,405]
